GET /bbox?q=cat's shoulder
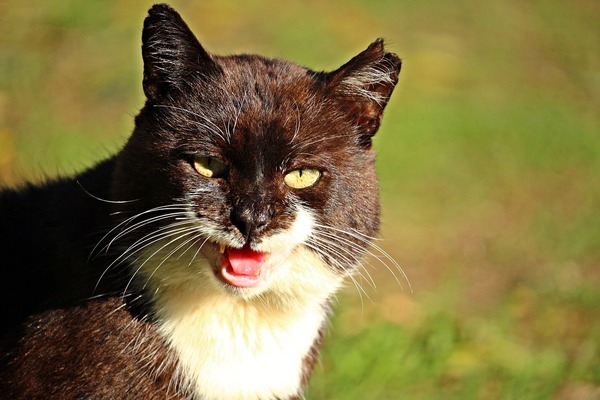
[0,296,178,399]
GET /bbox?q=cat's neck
[154,286,331,400]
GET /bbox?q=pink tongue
[226,244,267,276]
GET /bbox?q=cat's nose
[231,208,271,242]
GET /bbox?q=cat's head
[111,4,401,307]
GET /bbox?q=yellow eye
[284,169,321,189]
[193,156,227,178]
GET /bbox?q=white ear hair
[339,55,398,106]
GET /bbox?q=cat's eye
[284,169,321,189]
[193,156,227,178]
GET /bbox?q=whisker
[311,223,412,292]
[303,241,372,306]
[90,204,192,260]
[314,228,402,288]
[188,236,211,267]
[123,225,202,296]
[305,237,372,290]
[113,221,196,268]
[140,229,206,290]
[289,101,301,144]
[308,234,377,290]
[97,213,192,266]
[364,240,412,292]
[230,88,249,142]
[76,180,139,204]
[313,223,381,242]
[296,134,350,149]
[94,218,195,292]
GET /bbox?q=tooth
[219,244,226,254]
[255,269,261,277]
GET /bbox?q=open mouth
[217,243,270,288]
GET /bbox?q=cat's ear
[327,39,401,147]
[141,4,219,100]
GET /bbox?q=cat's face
[110,5,400,306]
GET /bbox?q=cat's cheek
[271,246,346,303]
[255,207,315,253]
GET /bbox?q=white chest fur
[156,291,328,400]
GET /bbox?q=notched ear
[328,38,401,147]
[142,4,220,100]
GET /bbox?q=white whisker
[90,204,192,260]
[76,180,139,204]
[311,223,412,292]
[140,228,206,291]
[303,241,371,306]
[93,206,194,292]
[308,234,377,290]
[124,224,203,296]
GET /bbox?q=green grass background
[1,1,598,399]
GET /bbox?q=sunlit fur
[130,207,343,399]
[339,55,397,106]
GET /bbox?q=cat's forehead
[180,55,337,149]
[208,56,318,109]
[173,67,342,172]
[217,55,312,87]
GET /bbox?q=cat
[0,3,401,399]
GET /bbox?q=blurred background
[0,0,598,398]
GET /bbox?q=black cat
[0,4,401,399]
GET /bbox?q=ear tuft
[328,39,401,146]
[142,4,219,100]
